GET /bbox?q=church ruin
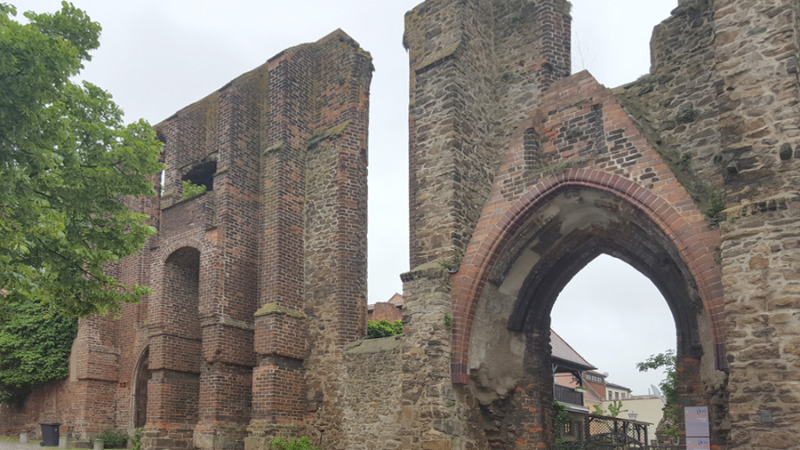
[3,0,800,448]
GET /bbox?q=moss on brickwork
[254,302,306,319]
[306,120,351,150]
[614,83,724,223]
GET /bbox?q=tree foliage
[0,299,78,406]
[637,349,679,438]
[636,349,677,405]
[606,399,627,418]
[0,2,163,317]
[366,319,403,339]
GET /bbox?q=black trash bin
[39,422,60,447]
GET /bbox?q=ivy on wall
[0,300,78,407]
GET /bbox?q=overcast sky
[19,0,678,395]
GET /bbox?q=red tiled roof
[387,293,404,306]
[551,329,596,371]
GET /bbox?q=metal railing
[555,412,673,449]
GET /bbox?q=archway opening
[146,246,202,440]
[551,254,677,445]
[463,186,722,448]
[133,348,151,429]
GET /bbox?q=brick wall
[2,29,371,450]
[6,0,800,448]
[368,303,403,323]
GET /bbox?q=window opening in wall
[181,160,216,193]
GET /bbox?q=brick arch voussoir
[147,237,207,330]
[159,237,206,265]
[451,169,725,384]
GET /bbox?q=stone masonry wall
[405,0,571,269]
[720,197,800,448]
[615,0,800,446]
[339,336,404,450]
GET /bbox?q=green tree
[0,2,163,317]
[636,349,677,405]
[606,399,627,418]
[0,299,78,406]
[637,349,679,438]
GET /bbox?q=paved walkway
[0,440,80,449]
[0,442,42,450]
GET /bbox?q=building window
[182,160,217,193]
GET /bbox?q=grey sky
[19,0,678,395]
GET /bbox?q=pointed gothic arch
[132,346,151,430]
[451,170,726,385]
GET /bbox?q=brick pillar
[248,48,312,448]
[522,327,556,447]
[68,316,120,439]
[193,56,261,450]
[399,267,470,448]
[299,31,372,448]
[405,0,571,268]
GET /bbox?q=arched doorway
[132,348,151,429]
[453,179,727,447]
[143,246,202,448]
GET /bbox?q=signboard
[687,437,711,449]
[685,406,710,450]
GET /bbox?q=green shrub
[182,180,207,199]
[270,436,318,450]
[131,427,142,450]
[96,428,128,449]
[366,319,403,339]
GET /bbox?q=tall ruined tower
[0,30,373,450]
[3,0,800,448]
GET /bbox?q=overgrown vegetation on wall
[366,319,403,339]
[270,436,318,450]
[553,401,571,445]
[0,300,78,407]
[182,180,207,200]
